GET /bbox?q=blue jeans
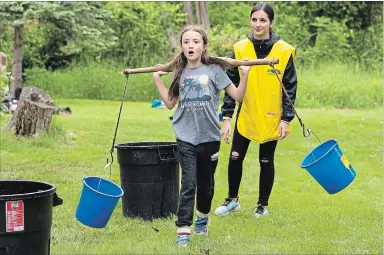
[175,139,220,227]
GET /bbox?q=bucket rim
[300,139,338,169]
[82,176,124,198]
[0,179,56,200]
[115,141,177,150]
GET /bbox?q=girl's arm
[224,66,250,102]
[153,71,178,109]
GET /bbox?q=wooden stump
[6,86,54,136]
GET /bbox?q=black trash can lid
[115,142,177,150]
[0,180,56,201]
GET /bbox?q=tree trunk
[160,2,178,52]
[10,24,24,97]
[184,1,194,25]
[194,2,210,29]
[166,28,178,52]
[6,87,54,136]
[195,1,201,25]
[200,2,211,29]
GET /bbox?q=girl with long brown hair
[153,25,250,247]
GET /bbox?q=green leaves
[105,2,185,68]
[1,2,382,76]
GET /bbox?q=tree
[105,2,184,67]
[195,1,210,29]
[183,1,210,29]
[184,2,194,25]
[37,2,117,70]
[0,2,118,96]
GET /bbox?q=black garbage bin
[0,180,63,255]
[115,142,179,220]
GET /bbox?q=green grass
[0,99,382,254]
[23,61,383,109]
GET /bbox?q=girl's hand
[153,71,168,78]
[153,64,168,78]
[122,69,129,77]
[222,119,232,144]
[239,58,251,74]
[278,121,289,140]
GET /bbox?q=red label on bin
[6,200,24,232]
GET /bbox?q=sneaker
[193,217,209,235]
[214,197,240,216]
[254,204,269,218]
[176,234,190,247]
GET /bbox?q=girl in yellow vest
[215,3,298,218]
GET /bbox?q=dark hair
[250,2,274,21]
[168,25,213,100]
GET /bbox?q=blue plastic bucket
[76,176,124,228]
[301,139,356,194]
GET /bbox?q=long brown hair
[168,25,213,100]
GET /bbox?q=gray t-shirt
[172,63,232,145]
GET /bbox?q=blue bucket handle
[305,129,323,163]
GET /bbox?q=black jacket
[221,33,298,122]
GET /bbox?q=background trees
[0,1,382,97]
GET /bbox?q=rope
[269,61,319,141]
[105,74,130,179]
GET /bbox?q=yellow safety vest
[234,38,296,143]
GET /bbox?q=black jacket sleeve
[281,54,298,122]
[221,51,239,118]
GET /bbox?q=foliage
[296,62,383,109]
[105,2,185,68]
[272,1,383,68]
[348,22,383,71]
[2,1,382,69]
[0,72,11,98]
[23,63,173,102]
[23,61,382,109]
[205,1,383,68]
[208,24,249,57]
[0,26,13,61]
[0,1,382,101]
[22,2,118,70]
[296,17,351,66]
[207,1,251,27]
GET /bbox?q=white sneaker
[214,197,240,216]
[254,204,269,218]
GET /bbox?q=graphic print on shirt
[180,74,211,111]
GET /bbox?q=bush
[24,63,173,102]
[24,61,382,109]
[296,62,382,109]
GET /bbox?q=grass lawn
[1,99,382,254]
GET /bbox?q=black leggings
[228,120,277,206]
[175,139,220,227]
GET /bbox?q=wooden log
[6,86,54,136]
